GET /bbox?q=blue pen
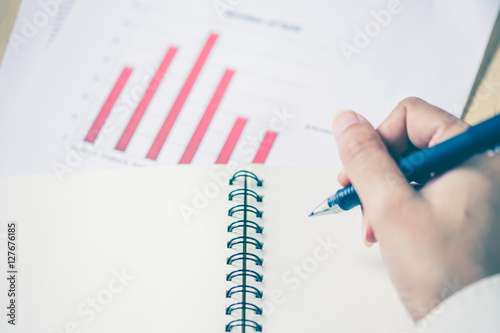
[309,113,500,217]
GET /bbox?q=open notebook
[0,165,414,332]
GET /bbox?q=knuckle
[398,96,423,109]
[430,119,468,147]
[442,118,469,133]
[339,127,386,167]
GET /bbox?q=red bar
[146,33,219,160]
[179,69,235,164]
[84,67,133,143]
[253,131,278,164]
[115,47,178,151]
[216,117,247,164]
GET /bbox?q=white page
[0,0,498,176]
[0,165,413,332]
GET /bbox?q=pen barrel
[398,114,500,184]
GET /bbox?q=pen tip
[308,212,314,217]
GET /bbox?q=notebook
[0,165,414,332]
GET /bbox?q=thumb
[333,110,417,218]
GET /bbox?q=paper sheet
[0,165,414,332]
[0,0,498,177]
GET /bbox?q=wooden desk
[0,2,498,124]
[463,13,500,124]
[0,0,22,65]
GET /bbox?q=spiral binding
[226,170,264,332]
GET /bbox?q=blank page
[0,165,413,332]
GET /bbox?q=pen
[309,113,500,217]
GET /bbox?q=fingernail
[333,110,362,140]
[361,217,374,247]
[361,218,367,241]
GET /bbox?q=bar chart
[3,0,490,177]
[84,32,278,165]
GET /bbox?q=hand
[332,97,500,321]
